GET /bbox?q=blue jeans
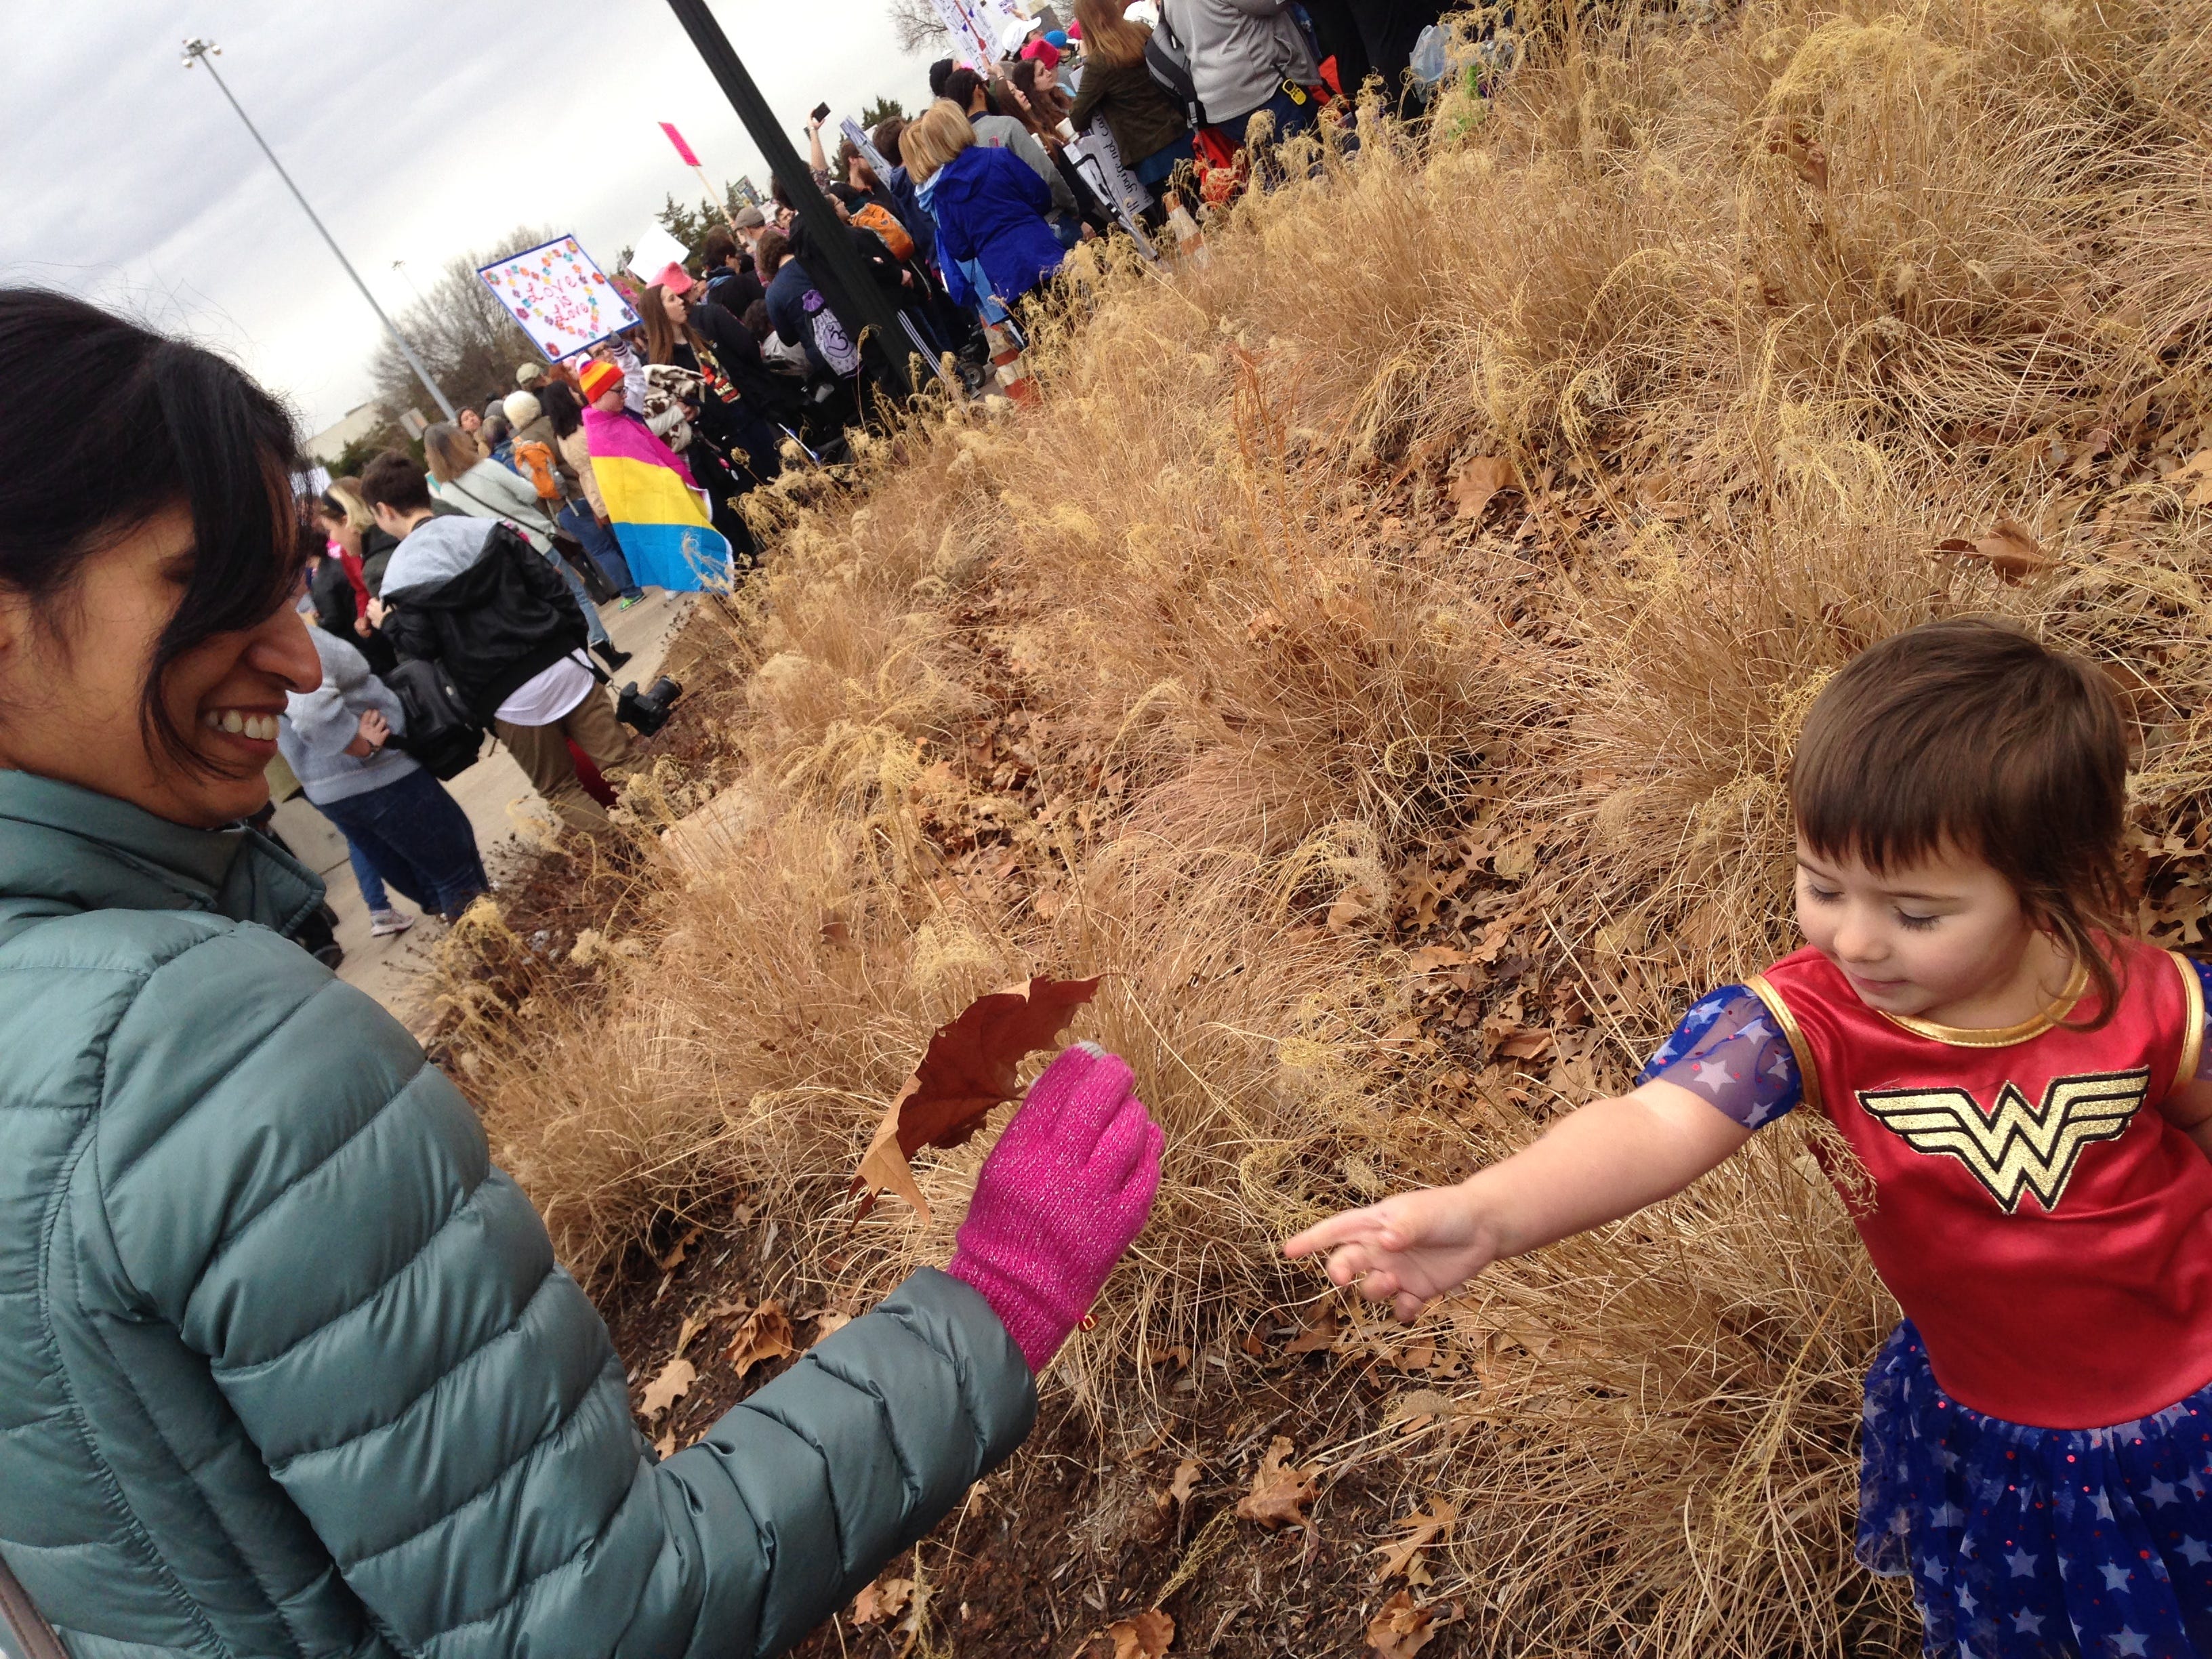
[346,837,390,912]
[1134,132,1197,190]
[316,768,489,920]
[558,501,642,599]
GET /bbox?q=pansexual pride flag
[581,407,733,592]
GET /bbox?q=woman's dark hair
[0,289,301,769]
[539,378,585,441]
[754,228,792,279]
[1793,617,2133,1023]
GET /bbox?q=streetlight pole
[182,37,456,419]
[657,0,918,397]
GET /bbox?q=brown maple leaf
[1366,1590,1439,1658]
[1235,1436,1318,1530]
[852,975,1103,1219]
[1373,1498,1458,1584]
[728,1303,796,1380]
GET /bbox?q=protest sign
[626,225,693,285]
[477,235,639,362]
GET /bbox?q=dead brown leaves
[728,1303,796,1380]
[851,1572,914,1627]
[1935,516,2053,581]
[1448,453,1517,522]
[853,974,1101,1219]
[1235,1436,1319,1530]
[1107,1608,1175,1658]
[1373,1498,1457,1585]
[1366,1591,1443,1658]
[638,1356,695,1423]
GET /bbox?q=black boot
[593,640,632,672]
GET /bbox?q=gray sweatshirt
[277,628,419,806]
[971,112,1080,219]
[1160,0,1317,127]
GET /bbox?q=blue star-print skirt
[1860,1322,2212,1658]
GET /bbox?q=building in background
[305,401,387,466]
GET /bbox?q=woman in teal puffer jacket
[0,290,1164,1658]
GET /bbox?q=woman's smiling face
[0,505,321,828]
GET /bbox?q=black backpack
[384,657,486,781]
[1144,7,1208,129]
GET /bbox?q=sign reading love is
[476,234,640,363]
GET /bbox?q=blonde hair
[1074,0,1151,69]
[318,480,373,532]
[422,423,482,485]
[902,99,977,182]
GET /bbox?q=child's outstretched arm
[1283,1080,1753,1322]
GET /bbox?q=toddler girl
[1288,618,2212,1658]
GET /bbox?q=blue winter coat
[927,144,1066,308]
[0,768,1037,1657]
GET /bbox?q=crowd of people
[266,0,1467,948]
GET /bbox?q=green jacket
[0,771,1035,1658]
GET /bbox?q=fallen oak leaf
[1366,1590,1439,1658]
[851,1574,914,1626]
[1448,454,1516,521]
[1373,1498,1458,1584]
[654,1223,704,1273]
[638,1356,695,1424]
[1168,1457,1202,1507]
[728,1303,796,1380]
[1935,516,2052,581]
[1285,1307,1338,1354]
[1235,1436,1318,1530]
[674,1297,747,1358]
[851,974,1103,1221]
[1108,1608,1175,1658]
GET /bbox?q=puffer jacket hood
[0,767,1037,1657]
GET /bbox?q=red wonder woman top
[1642,940,2212,1429]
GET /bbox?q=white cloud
[0,0,934,434]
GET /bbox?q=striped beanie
[579,360,626,404]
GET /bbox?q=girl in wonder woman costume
[1288,618,2212,1659]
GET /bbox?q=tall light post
[182,37,455,419]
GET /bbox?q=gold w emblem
[1856,1068,2150,1213]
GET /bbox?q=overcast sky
[0,1,933,435]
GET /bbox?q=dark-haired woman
[640,267,785,559]
[0,288,1162,1657]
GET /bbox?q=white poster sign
[477,235,641,363]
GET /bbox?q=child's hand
[1282,1184,1497,1323]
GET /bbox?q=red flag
[659,122,701,167]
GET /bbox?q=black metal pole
[661,0,916,396]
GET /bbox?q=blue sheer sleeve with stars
[1635,985,1803,1130]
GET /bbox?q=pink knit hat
[652,262,695,296]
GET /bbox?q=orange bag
[852,202,916,262]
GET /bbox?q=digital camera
[617,676,684,737]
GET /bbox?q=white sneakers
[368,909,416,939]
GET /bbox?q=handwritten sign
[477,235,640,363]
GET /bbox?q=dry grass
[436,1,2212,1651]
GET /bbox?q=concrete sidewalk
[274,590,695,1028]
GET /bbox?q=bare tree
[888,0,950,54]
[367,224,559,428]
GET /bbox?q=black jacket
[358,524,401,596]
[377,517,588,723]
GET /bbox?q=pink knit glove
[947,1042,1164,1372]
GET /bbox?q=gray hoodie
[1160,0,1317,126]
[276,628,419,806]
